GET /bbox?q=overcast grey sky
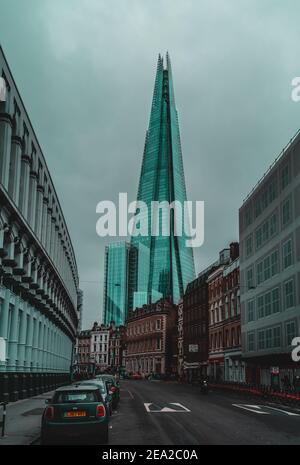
[1,0,300,327]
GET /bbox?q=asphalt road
[108,380,300,445]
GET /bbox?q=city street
[108,380,300,445]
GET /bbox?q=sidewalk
[0,390,53,445]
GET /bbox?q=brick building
[177,300,184,378]
[74,330,91,377]
[222,243,245,382]
[182,262,218,383]
[125,299,177,376]
[208,249,231,381]
[109,324,126,375]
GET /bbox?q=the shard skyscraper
[129,54,195,310]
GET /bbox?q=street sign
[189,344,198,353]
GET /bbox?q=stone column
[18,154,31,220]
[41,197,48,248]
[25,307,34,372]
[50,217,56,262]
[32,317,39,371]
[0,101,12,190]
[46,206,52,256]
[7,298,19,372]
[35,184,44,241]
[27,170,38,231]
[17,304,28,372]
[0,288,10,370]
[8,135,22,204]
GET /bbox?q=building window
[247,300,255,322]
[262,221,269,243]
[273,326,281,348]
[271,250,279,276]
[156,319,161,330]
[246,235,252,257]
[282,239,292,269]
[255,227,262,249]
[284,280,295,309]
[257,261,263,285]
[230,296,235,317]
[271,288,280,314]
[286,321,296,346]
[263,256,271,281]
[247,267,254,290]
[270,213,277,237]
[264,292,272,317]
[257,295,264,319]
[245,209,252,227]
[247,332,255,351]
[156,338,161,350]
[258,330,265,350]
[281,164,290,190]
[282,197,292,226]
[265,328,272,349]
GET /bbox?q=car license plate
[64,411,86,418]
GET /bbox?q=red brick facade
[125,299,177,376]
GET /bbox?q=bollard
[0,402,7,437]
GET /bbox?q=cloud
[1,0,300,326]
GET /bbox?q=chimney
[230,242,239,261]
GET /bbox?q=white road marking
[144,402,190,413]
[232,404,269,414]
[127,390,134,399]
[233,403,300,417]
[263,406,300,416]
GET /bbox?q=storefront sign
[189,344,198,353]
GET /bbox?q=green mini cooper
[41,384,109,445]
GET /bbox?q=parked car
[96,374,120,408]
[79,379,113,416]
[132,372,143,380]
[41,384,109,445]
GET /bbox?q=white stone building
[90,323,110,373]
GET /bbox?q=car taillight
[45,406,54,420]
[96,404,106,418]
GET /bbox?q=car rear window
[82,382,106,394]
[53,390,100,403]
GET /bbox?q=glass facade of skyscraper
[103,242,131,325]
[130,54,195,309]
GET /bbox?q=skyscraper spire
[129,55,195,310]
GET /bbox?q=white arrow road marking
[232,404,270,414]
[264,406,300,416]
[169,403,191,412]
[144,402,190,413]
